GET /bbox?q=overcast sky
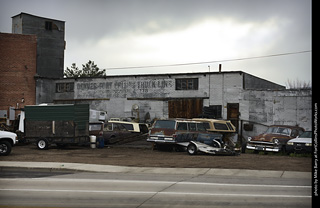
[0,0,312,86]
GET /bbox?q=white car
[0,130,18,156]
[286,131,312,153]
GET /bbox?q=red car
[246,125,304,153]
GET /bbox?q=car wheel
[0,140,12,156]
[187,143,197,155]
[37,138,49,150]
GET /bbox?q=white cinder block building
[37,70,311,138]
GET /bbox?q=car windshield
[266,127,291,136]
[154,120,176,129]
[266,127,278,134]
[89,124,102,131]
[122,124,134,131]
[299,131,312,138]
[214,123,229,130]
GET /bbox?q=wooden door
[227,103,239,132]
[168,99,203,119]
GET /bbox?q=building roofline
[11,12,65,23]
[58,70,245,80]
[0,32,37,37]
[243,73,286,89]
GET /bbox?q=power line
[105,50,311,71]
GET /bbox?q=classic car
[147,119,207,145]
[89,121,148,144]
[286,131,312,153]
[246,125,304,153]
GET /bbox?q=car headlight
[273,139,279,144]
[305,143,312,146]
[248,137,252,142]
[287,142,294,145]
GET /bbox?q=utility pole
[208,65,211,105]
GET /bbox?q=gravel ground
[0,141,312,172]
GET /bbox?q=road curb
[0,161,311,179]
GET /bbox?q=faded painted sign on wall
[75,78,174,99]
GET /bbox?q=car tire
[37,138,49,150]
[0,140,12,156]
[187,143,197,155]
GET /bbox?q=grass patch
[245,149,312,157]
[288,152,312,158]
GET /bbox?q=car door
[114,123,133,143]
[103,123,114,144]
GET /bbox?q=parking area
[1,140,311,172]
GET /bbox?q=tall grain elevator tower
[12,13,65,78]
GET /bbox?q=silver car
[286,131,312,153]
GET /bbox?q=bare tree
[286,79,311,89]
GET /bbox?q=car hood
[0,130,17,138]
[288,137,312,143]
[149,128,175,137]
[251,133,290,142]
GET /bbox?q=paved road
[0,168,312,208]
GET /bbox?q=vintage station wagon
[147,119,206,145]
[89,121,148,144]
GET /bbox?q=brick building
[0,12,65,123]
[0,33,37,120]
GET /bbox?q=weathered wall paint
[51,72,312,136]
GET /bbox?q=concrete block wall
[73,76,174,100]
[208,72,243,119]
[53,73,245,120]
[273,90,312,129]
[35,78,56,104]
[68,74,209,120]
[241,89,312,139]
[49,71,312,138]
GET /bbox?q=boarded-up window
[56,83,74,93]
[175,78,198,90]
[202,105,222,119]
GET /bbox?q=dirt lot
[0,141,312,172]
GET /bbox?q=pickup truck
[0,130,18,156]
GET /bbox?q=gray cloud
[57,0,310,40]
[1,0,311,43]
[0,0,311,85]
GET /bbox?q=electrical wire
[105,50,311,70]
